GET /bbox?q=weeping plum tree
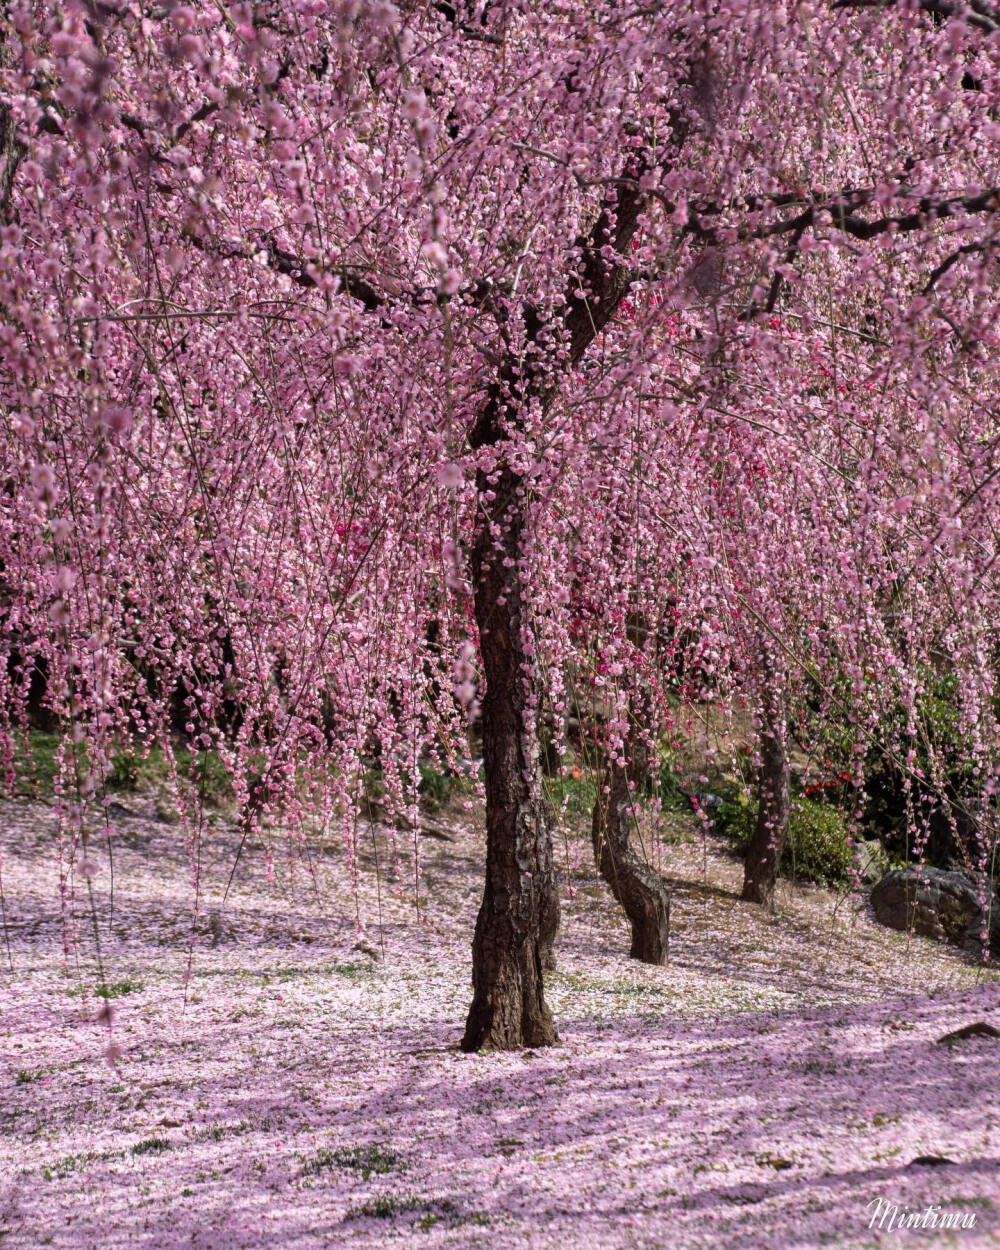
[3,0,1000,1049]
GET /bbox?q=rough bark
[1,9,26,224]
[460,464,559,1052]
[741,689,790,909]
[590,704,671,964]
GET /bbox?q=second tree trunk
[741,689,790,909]
[592,735,670,965]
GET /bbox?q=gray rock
[937,1022,1000,1045]
[871,867,1000,955]
[853,839,889,885]
[689,792,724,813]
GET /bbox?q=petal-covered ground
[1,795,998,1249]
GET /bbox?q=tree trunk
[461,157,651,1049]
[1,10,26,225]
[460,464,559,1052]
[741,688,790,909]
[591,732,670,964]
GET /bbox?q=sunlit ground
[2,795,998,1248]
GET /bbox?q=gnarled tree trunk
[461,464,559,1052]
[591,724,670,964]
[741,685,790,909]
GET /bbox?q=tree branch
[468,150,654,449]
[564,151,651,363]
[686,185,1000,246]
[832,0,1000,35]
[923,238,995,291]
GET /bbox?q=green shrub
[543,751,717,828]
[784,797,854,885]
[107,750,142,791]
[718,794,853,886]
[804,668,982,869]
[360,758,474,814]
[544,766,597,825]
[712,793,755,844]
[655,753,699,813]
[185,749,235,805]
[861,674,977,868]
[417,759,473,809]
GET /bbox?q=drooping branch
[184,176,1000,326]
[650,181,1000,321]
[177,223,505,324]
[260,238,387,311]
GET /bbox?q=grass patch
[67,978,143,1000]
[329,962,374,981]
[259,962,374,986]
[209,1124,236,1142]
[350,1194,473,1224]
[551,970,667,1003]
[354,1192,423,1219]
[97,979,143,999]
[304,1144,402,1180]
[12,731,65,796]
[42,1149,124,1179]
